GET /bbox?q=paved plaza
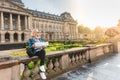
[53,53,120,80]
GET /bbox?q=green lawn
[10,42,83,57]
[11,39,105,57]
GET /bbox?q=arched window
[21,33,25,41]
[5,32,10,42]
[14,33,18,42]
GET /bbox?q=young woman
[28,29,46,79]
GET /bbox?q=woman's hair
[31,29,40,37]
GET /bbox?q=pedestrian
[28,29,47,79]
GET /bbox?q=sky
[22,0,120,29]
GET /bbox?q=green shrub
[28,61,34,69]
[49,47,56,51]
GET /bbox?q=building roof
[29,9,63,21]
[11,0,23,4]
[9,0,75,22]
[29,9,75,22]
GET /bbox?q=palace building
[0,0,78,43]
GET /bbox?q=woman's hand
[40,46,45,49]
[32,44,35,48]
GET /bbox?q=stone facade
[0,0,78,43]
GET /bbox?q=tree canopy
[78,24,92,34]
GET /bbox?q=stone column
[10,33,14,43]
[39,22,40,30]
[28,16,30,30]
[1,33,5,43]
[18,33,21,42]
[34,21,36,29]
[1,12,4,30]
[59,54,69,69]
[113,41,120,53]
[25,33,29,41]
[18,14,21,31]
[10,13,13,30]
[25,16,28,30]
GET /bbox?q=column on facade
[34,20,36,29]
[46,33,50,40]
[58,32,60,40]
[57,32,59,40]
[28,16,31,30]
[10,33,14,43]
[43,32,45,39]
[25,16,28,30]
[1,33,5,43]
[54,33,56,40]
[1,12,4,30]
[39,22,41,30]
[22,32,28,41]
[18,14,21,30]
[10,13,13,30]
[60,33,62,40]
[18,33,21,42]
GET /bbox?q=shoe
[40,72,47,80]
[40,65,46,72]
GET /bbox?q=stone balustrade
[0,43,114,80]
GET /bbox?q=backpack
[25,41,35,57]
[26,47,35,57]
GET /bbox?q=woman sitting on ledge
[28,29,47,79]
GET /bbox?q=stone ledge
[0,60,19,69]
[0,55,11,62]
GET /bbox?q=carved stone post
[47,59,54,73]
[59,54,69,69]
[23,64,31,80]
[113,41,120,53]
[32,61,40,80]
[54,58,60,71]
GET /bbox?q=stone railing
[0,43,114,80]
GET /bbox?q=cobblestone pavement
[53,53,120,80]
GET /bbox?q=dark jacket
[28,37,44,54]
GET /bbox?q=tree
[78,24,85,33]
[94,26,105,39]
[78,24,92,34]
[84,27,92,34]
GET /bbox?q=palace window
[13,18,17,30]
[21,16,25,30]
[4,17,9,30]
